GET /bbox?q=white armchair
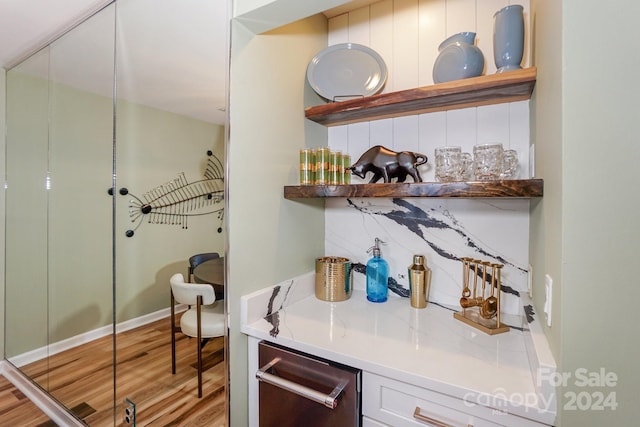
[170,272,225,398]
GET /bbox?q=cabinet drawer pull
[413,407,473,427]
[256,357,346,409]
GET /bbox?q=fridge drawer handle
[413,406,473,427]
[256,357,346,409]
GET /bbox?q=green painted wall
[0,68,5,358]
[531,0,640,424]
[4,72,224,356]
[228,13,327,427]
[114,99,225,325]
[560,0,640,424]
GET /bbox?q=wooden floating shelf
[284,179,543,199]
[305,67,536,126]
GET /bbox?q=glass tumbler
[342,154,351,184]
[473,143,504,180]
[500,149,519,179]
[315,147,330,185]
[435,146,464,182]
[299,149,315,185]
[460,152,473,180]
[329,150,342,185]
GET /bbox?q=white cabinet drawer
[363,416,389,427]
[363,373,546,427]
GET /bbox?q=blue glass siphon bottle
[366,238,389,302]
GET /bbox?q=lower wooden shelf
[284,179,543,199]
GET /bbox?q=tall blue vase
[493,5,524,73]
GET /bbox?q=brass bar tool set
[453,257,509,335]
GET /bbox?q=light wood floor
[0,315,227,426]
[0,375,52,426]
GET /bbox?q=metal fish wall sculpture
[117,152,224,237]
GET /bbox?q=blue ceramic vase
[493,4,524,73]
[432,32,485,84]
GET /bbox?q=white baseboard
[115,304,187,334]
[0,361,85,426]
[8,304,187,367]
[2,305,189,423]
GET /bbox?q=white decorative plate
[306,43,388,101]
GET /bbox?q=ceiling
[0,0,228,124]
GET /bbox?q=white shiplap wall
[327,0,531,181]
[324,0,533,316]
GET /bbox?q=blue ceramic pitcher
[432,32,485,84]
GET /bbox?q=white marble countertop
[241,272,557,425]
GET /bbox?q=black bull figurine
[348,145,428,183]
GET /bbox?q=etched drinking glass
[473,143,503,180]
[500,149,519,179]
[435,146,472,182]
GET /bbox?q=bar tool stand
[453,257,509,335]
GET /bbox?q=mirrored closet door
[5,1,228,424]
[5,2,116,411]
[113,0,227,424]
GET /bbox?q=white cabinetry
[362,416,389,426]
[242,281,556,427]
[362,373,550,427]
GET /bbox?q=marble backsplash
[325,197,530,315]
[321,0,534,318]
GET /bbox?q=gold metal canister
[315,256,352,301]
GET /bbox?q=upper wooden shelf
[305,67,536,126]
[284,179,543,199]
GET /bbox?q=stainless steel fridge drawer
[257,341,361,427]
